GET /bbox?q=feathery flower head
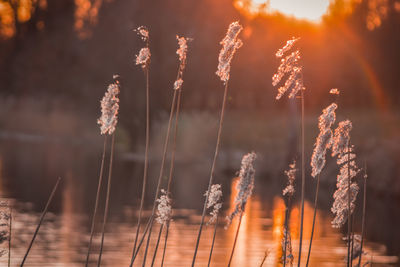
[204,184,223,225]
[135,26,149,42]
[174,36,191,90]
[226,152,256,227]
[276,37,300,58]
[331,146,360,228]
[283,160,297,197]
[311,103,338,177]
[0,201,10,257]
[97,78,120,135]
[156,189,172,225]
[216,21,243,83]
[330,88,340,95]
[135,47,151,68]
[272,38,304,100]
[331,120,352,157]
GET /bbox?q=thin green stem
[297,89,306,267]
[130,66,151,265]
[85,135,107,267]
[97,133,116,267]
[207,216,219,267]
[191,81,229,267]
[227,211,243,267]
[306,173,321,267]
[21,177,61,266]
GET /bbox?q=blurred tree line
[0,0,399,144]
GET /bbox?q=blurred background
[0,0,399,266]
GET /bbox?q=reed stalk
[21,177,61,266]
[8,207,11,267]
[97,133,116,267]
[305,173,321,267]
[358,162,367,267]
[191,81,229,267]
[347,143,351,267]
[156,85,183,266]
[283,198,292,267]
[207,216,219,267]
[150,224,164,267]
[85,135,107,266]
[140,89,178,267]
[227,211,243,267]
[297,88,306,267]
[130,217,152,264]
[131,65,151,261]
[160,222,170,267]
[259,250,269,267]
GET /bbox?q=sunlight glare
[250,0,331,22]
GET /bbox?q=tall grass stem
[207,216,219,267]
[85,136,107,266]
[305,173,321,266]
[97,133,116,267]
[227,211,243,267]
[21,177,61,266]
[297,89,306,267]
[191,81,229,267]
[358,162,367,266]
[131,66,151,261]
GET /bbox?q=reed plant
[131,26,151,261]
[271,37,306,267]
[191,21,243,267]
[96,77,121,267]
[226,152,256,267]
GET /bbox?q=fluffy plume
[136,26,149,42]
[97,79,120,135]
[311,103,338,177]
[0,201,10,258]
[174,36,191,90]
[272,38,305,100]
[276,37,299,58]
[283,160,297,197]
[216,21,243,83]
[156,189,172,225]
[331,146,360,228]
[330,88,340,95]
[135,48,151,68]
[204,184,223,225]
[226,152,256,226]
[331,120,353,157]
[135,26,150,68]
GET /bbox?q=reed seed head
[272,38,304,100]
[216,21,243,83]
[283,160,297,197]
[97,78,120,135]
[156,189,172,225]
[226,152,256,227]
[204,184,223,225]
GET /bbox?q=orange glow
[234,0,331,22]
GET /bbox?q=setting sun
[236,0,332,22]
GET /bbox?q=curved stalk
[191,81,229,267]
